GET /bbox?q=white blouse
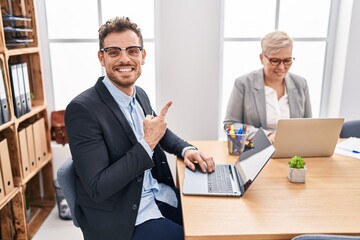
[264,85,290,133]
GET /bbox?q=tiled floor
[32,207,83,240]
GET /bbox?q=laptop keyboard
[208,165,234,193]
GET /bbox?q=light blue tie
[128,101,142,139]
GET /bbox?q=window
[44,0,155,110]
[221,0,333,137]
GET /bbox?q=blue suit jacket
[65,77,191,240]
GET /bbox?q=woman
[223,30,312,142]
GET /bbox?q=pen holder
[226,132,247,155]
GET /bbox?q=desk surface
[176,141,360,240]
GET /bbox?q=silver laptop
[272,118,344,158]
[183,128,275,197]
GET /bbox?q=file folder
[10,64,22,118]
[0,68,10,123]
[0,138,15,195]
[39,118,48,162]
[21,63,32,113]
[26,124,37,172]
[16,64,27,116]
[0,169,5,200]
[18,128,31,178]
[32,118,47,163]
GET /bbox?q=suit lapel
[253,69,267,127]
[94,78,138,144]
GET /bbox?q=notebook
[272,118,344,158]
[183,128,275,197]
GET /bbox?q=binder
[33,120,43,165]
[0,167,5,200]
[21,63,32,113]
[0,100,2,125]
[0,138,15,195]
[10,64,22,118]
[0,68,10,123]
[18,128,31,178]
[39,118,48,162]
[25,124,37,172]
[32,118,48,163]
[16,64,27,116]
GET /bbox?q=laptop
[183,128,275,197]
[272,118,344,158]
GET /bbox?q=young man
[65,16,214,240]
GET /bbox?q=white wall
[156,0,222,140]
[338,0,360,121]
[37,0,360,141]
[155,0,360,137]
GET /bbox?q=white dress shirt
[264,86,290,133]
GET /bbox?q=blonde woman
[224,30,312,142]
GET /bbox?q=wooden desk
[176,141,360,240]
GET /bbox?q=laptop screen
[234,128,275,190]
[272,118,344,158]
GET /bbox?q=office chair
[57,158,79,227]
[340,120,360,138]
[292,234,360,240]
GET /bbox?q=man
[65,16,215,240]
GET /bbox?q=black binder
[0,68,10,123]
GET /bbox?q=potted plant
[288,156,306,183]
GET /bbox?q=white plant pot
[288,166,306,183]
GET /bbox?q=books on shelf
[2,14,33,46]
[5,36,33,44]
[2,15,31,22]
[3,26,33,33]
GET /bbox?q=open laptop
[183,128,275,197]
[272,118,344,158]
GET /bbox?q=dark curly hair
[98,16,143,50]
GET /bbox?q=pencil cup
[226,132,247,155]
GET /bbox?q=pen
[352,150,360,154]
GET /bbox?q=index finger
[159,100,173,118]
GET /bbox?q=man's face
[98,30,146,95]
[260,47,293,82]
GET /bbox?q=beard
[106,68,141,90]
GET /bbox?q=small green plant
[288,156,306,169]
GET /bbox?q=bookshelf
[0,0,55,239]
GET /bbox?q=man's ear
[141,49,147,65]
[98,51,105,66]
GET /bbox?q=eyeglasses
[100,46,143,58]
[264,55,295,66]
